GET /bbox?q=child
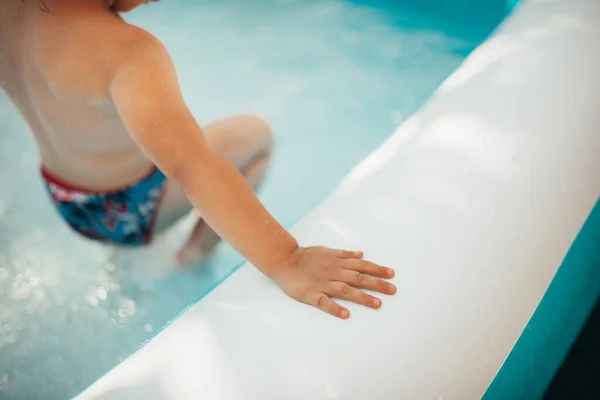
[0,0,396,319]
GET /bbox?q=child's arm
[109,30,396,318]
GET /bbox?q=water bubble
[25,271,40,288]
[144,323,153,332]
[85,287,100,306]
[104,262,116,273]
[118,299,136,318]
[10,274,32,300]
[86,296,98,307]
[97,286,108,301]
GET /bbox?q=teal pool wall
[483,198,600,399]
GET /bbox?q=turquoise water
[0,1,508,399]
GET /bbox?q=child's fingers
[346,258,395,279]
[337,249,363,259]
[337,269,396,295]
[325,282,382,309]
[311,293,350,319]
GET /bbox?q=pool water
[0,1,509,399]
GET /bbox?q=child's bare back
[0,0,396,320]
[2,0,161,190]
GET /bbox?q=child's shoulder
[35,15,165,96]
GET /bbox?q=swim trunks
[41,166,167,246]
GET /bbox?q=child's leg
[152,114,273,263]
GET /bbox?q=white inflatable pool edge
[77,0,600,398]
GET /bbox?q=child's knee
[243,114,273,156]
[247,115,273,149]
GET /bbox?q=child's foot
[175,219,222,266]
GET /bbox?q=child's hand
[274,246,396,319]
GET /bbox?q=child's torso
[0,1,154,191]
